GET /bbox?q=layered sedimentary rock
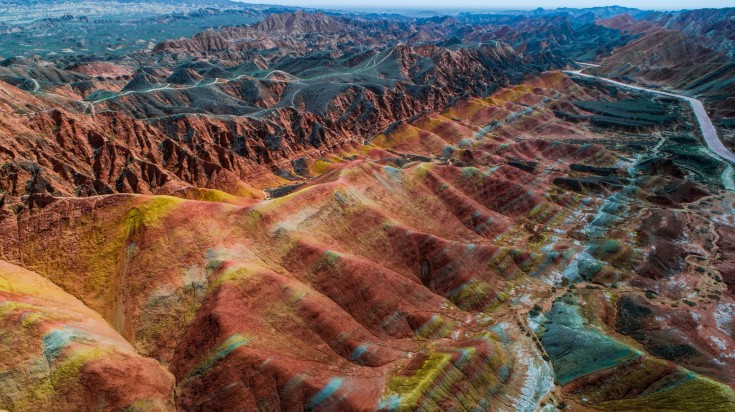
[2,70,734,410]
[0,260,174,411]
[0,36,566,202]
[1,6,735,411]
[587,29,735,118]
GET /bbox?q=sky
[244,0,732,10]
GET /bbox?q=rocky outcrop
[153,29,234,54]
[0,260,175,411]
[67,62,134,79]
[642,8,735,58]
[589,29,735,117]
[251,10,348,34]
[0,40,570,202]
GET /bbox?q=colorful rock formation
[2,67,734,410]
[0,6,734,411]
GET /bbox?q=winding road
[565,67,735,165]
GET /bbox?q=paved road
[565,69,735,164]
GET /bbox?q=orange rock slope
[0,260,174,411]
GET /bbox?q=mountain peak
[252,11,347,34]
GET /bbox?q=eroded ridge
[1,70,734,411]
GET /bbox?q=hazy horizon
[241,1,733,11]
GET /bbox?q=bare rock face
[641,8,735,58]
[0,10,589,206]
[0,38,564,203]
[251,10,348,34]
[154,29,234,54]
[67,62,134,79]
[590,28,735,117]
[0,260,175,411]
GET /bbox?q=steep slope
[251,10,348,33]
[463,14,632,61]
[589,29,735,118]
[642,8,735,58]
[0,40,567,204]
[0,260,174,411]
